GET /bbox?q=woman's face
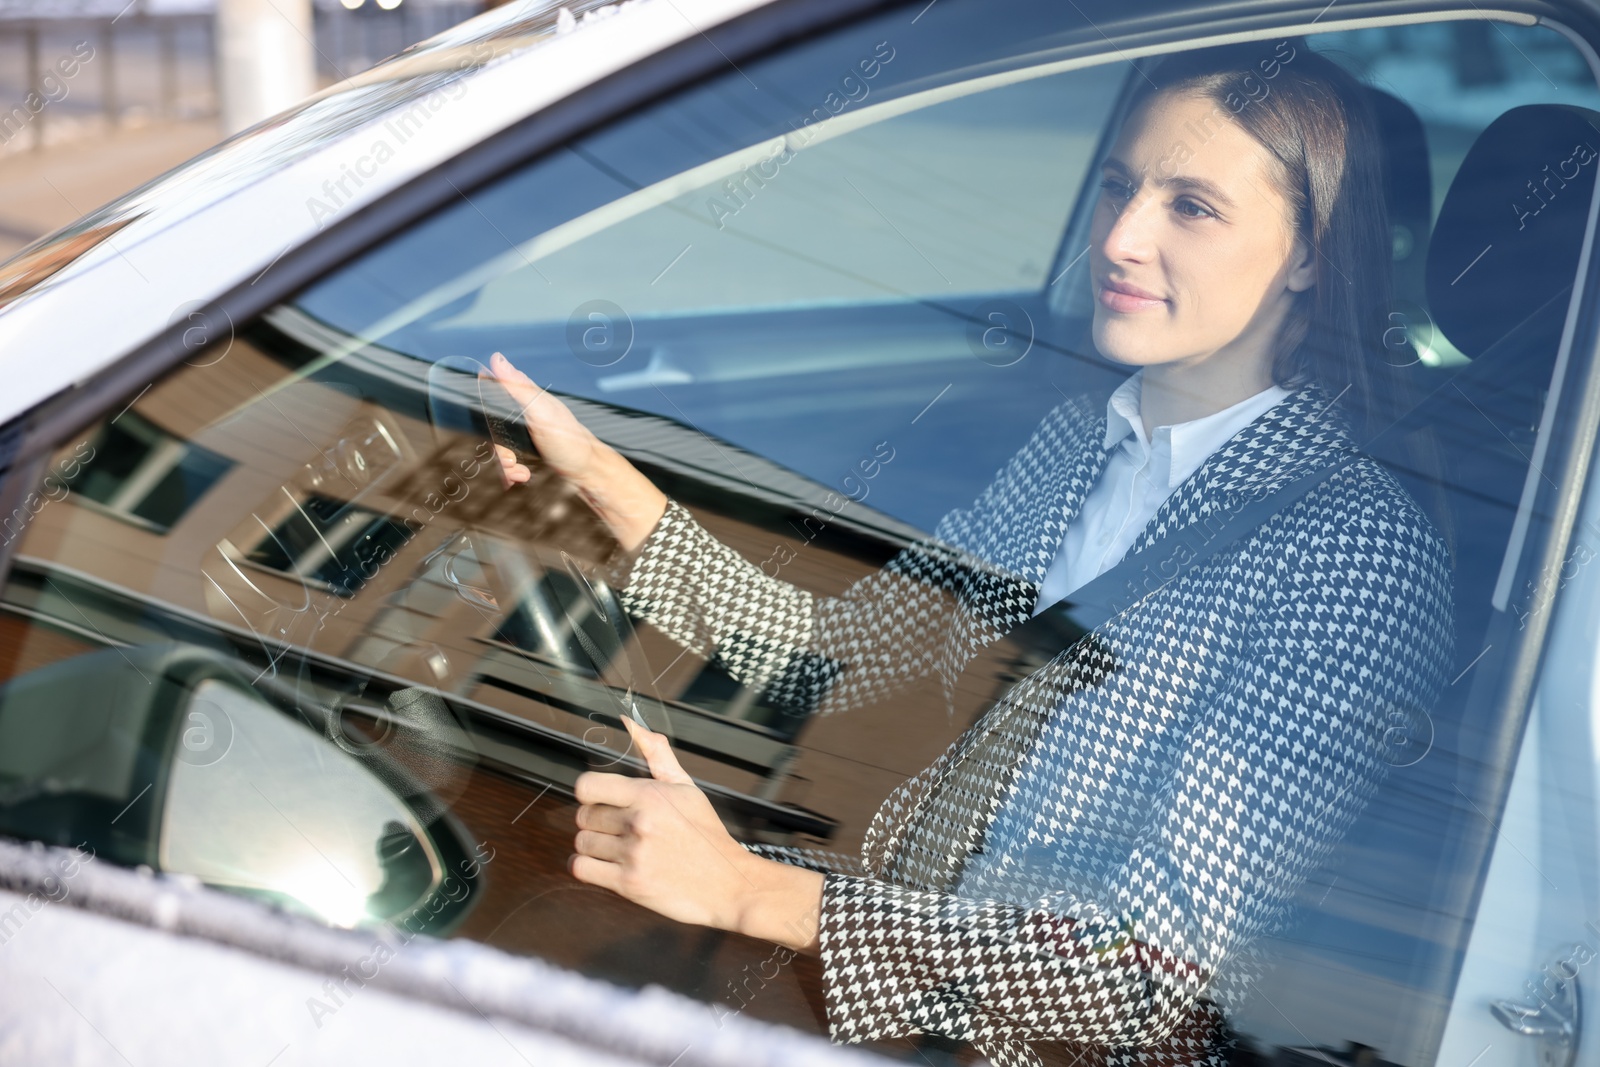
[1088,90,1316,378]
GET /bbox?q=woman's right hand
[485,351,668,554]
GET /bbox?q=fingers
[488,350,530,388]
[574,802,630,835]
[622,716,694,786]
[574,828,627,863]
[484,352,598,484]
[569,853,622,893]
[489,350,524,381]
[493,444,531,488]
[574,770,640,807]
[488,351,552,416]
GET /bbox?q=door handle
[1490,971,1580,1067]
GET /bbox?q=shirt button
[1098,533,1111,546]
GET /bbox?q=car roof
[0,0,771,428]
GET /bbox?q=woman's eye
[1174,198,1213,220]
[1098,177,1132,200]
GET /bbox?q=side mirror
[0,644,482,933]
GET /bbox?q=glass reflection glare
[159,680,441,928]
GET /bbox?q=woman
[488,41,1452,1067]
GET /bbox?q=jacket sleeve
[809,478,1455,1060]
[608,399,1090,717]
[608,500,974,716]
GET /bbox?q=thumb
[622,715,693,785]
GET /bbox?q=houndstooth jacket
[611,384,1453,1066]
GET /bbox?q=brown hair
[1133,40,1394,435]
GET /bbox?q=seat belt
[993,451,1362,663]
[886,451,1365,889]
[930,449,1364,823]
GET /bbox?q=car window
[2,3,1598,1065]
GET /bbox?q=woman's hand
[484,351,668,553]
[571,717,824,953]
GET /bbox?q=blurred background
[0,0,501,260]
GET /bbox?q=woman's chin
[1092,319,1169,368]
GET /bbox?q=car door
[2,1,1600,1064]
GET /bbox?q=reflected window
[493,566,623,677]
[246,494,413,597]
[67,410,232,532]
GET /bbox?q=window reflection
[67,409,232,532]
[246,494,414,598]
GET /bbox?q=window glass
[66,410,233,532]
[1,5,1597,1066]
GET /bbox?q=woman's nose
[1098,193,1157,264]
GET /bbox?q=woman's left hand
[571,717,824,952]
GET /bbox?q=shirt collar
[1102,373,1145,451]
[1102,371,1293,490]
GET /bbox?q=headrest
[1365,87,1431,269]
[1428,104,1600,359]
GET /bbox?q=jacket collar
[1127,382,1354,556]
[1009,392,1120,585]
[1015,383,1353,585]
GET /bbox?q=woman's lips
[1097,279,1167,313]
